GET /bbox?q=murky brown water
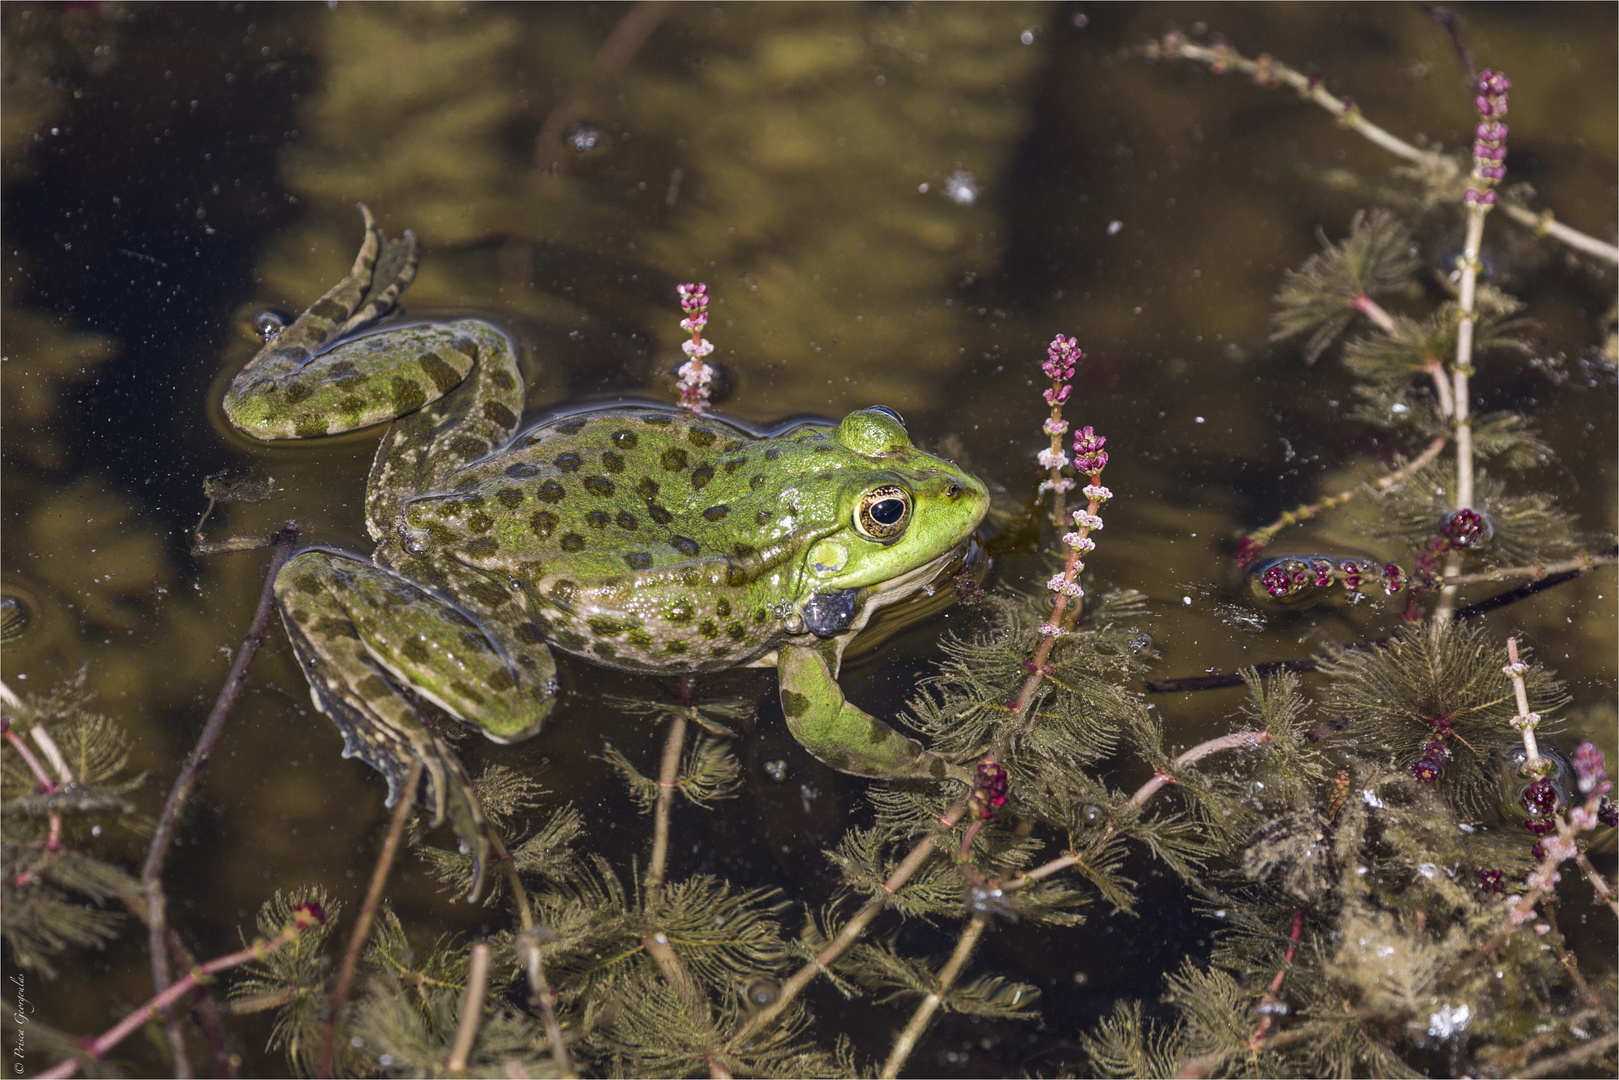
[3,4,1614,1076]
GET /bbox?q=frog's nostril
[945,482,961,498]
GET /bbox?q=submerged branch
[1145,34,1619,264]
[142,526,297,1077]
[36,908,323,1080]
[879,915,989,1079]
[318,758,423,1079]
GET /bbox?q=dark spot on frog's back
[582,476,615,497]
[515,620,548,644]
[615,511,638,531]
[529,510,558,538]
[482,400,517,429]
[661,447,688,472]
[722,438,745,453]
[390,376,427,415]
[505,462,539,479]
[463,578,509,608]
[690,464,715,490]
[496,488,524,509]
[555,418,588,435]
[559,533,587,552]
[612,429,639,449]
[601,450,625,473]
[624,551,654,570]
[284,380,313,404]
[642,415,672,427]
[764,447,780,461]
[648,504,674,525]
[417,352,463,394]
[688,426,717,447]
[782,690,810,718]
[585,510,610,529]
[463,537,499,559]
[636,477,659,498]
[702,505,730,522]
[553,453,582,473]
[401,637,431,663]
[671,536,700,557]
[536,480,567,503]
[723,456,747,474]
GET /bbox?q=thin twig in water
[35,906,324,1080]
[645,706,688,911]
[1146,35,1619,264]
[735,801,969,1042]
[1007,730,1272,891]
[317,758,423,1079]
[141,526,297,1078]
[1238,434,1448,562]
[446,941,492,1075]
[880,915,989,1079]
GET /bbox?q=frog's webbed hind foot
[223,204,426,441]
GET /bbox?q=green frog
[224,206,988,882]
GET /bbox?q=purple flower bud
[1600,798,1618,829]
[1311,558,1334,588]
[1477,868,1504,893]
[1046,333,1083,374]
[1476,164,1507,181]
[1463,188,1497,207]
[1440,508,1491,548]
[1530,840,1546,860]
[1382,564,1406,594]
[1412,756,1443,784]
[1475,120,1508,142]
[1521,777,1560,818]
[1478,69,1511,96]
[1043,384,1072,406]
[1234,537,1266,569]
[1261,565,1292,597]
[1339,559,1363,591]
[1572,741,1611,796]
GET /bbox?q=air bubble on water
[564,121,610,155]
[255,310,290,341]
[945,169,979,205]
[763,759,787,782]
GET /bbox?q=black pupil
[870,499,905,526]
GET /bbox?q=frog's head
[792,407,987,631]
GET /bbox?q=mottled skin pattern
[224,206,988,888]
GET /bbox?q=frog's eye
[855,485,911,540]
[867,405,906,427]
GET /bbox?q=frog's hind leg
[276,550,558,895]
[777,641,971,784]
[364,319,525,542]
[223,204,424,441]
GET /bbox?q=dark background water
[3,3,1614,1076]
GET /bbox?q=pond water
[3,4,1614,1076]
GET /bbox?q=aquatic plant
[4,9,1614,1080]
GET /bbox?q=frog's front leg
[276,550,558,893]
[777,641,969,784]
